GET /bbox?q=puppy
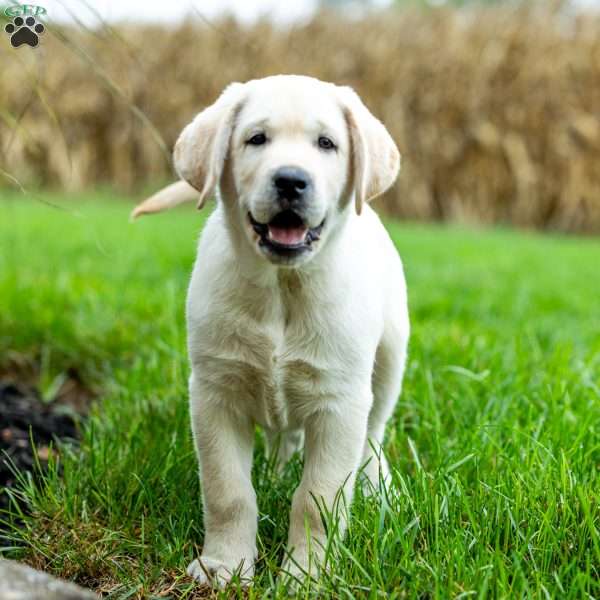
[133,75,409,587]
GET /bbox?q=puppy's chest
[190,268,363,430]
[195,291,341,430]
[228,320,333,430]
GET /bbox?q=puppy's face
[228,78,350,266]
[133,75,400,267]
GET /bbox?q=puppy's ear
[337,86,400,215]
[174,82,246,209]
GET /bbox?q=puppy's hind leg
[361,337,407,495]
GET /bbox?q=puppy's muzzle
[272,166,313,209]
[249,210,324,255]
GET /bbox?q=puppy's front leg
[188,374,257,588]
[284,401,369,581]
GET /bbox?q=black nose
[273,167,312,202]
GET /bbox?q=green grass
[1,190,599,599]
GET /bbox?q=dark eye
[318,136,336,151]
[247,133,267,146]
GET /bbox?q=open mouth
[248,210,324,255]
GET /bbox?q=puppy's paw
[279,556,319,591]
[278,564,304,592]
[187,555,254,588]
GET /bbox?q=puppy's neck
[277,268,305,295]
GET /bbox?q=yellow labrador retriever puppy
[132,75,409,587]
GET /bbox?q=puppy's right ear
[336,86,400,215]
[174,82,246,209]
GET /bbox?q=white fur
[132,75,409,587]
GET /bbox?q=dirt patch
[0,360,96,521]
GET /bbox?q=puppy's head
[137,75,400,267]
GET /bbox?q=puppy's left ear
[337,86,400,215]
[174,82,246,209]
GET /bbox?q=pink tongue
[268,225,307,246]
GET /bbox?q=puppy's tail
[130,181,199,220]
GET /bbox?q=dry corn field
[1,5,600,233]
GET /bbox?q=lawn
[0,190,599,599]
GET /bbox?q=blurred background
[1,0,600,233]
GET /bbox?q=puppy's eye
[246,133,267,146]
[318,136,336,151]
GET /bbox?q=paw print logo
[4,16,45,48]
